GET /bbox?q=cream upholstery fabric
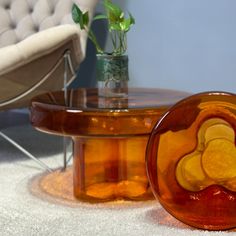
[0,25,82,75]
[0,0,95,47]
[0,0,98,110]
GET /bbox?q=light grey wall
[126,0,236,93]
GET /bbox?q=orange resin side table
[30,88,187,202]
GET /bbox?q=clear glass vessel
[96,54,129,98]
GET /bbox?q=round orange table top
[30,88,189,137]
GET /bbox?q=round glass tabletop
[31,88,189,136]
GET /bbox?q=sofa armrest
[0,24,83,75]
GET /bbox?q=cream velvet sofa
[0,0,98,171]
[0,0,98,110]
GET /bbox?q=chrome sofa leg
[0,131,52,172]
[62,136,68,171]
[62,137,73,171]
[62,50,76,170]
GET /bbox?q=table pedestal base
[73,136,154,202]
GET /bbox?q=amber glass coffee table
[30,88,188,202]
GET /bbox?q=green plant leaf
[119,20,130,32]
[119,13,135,32]
[109,23,122,31]
[104,0,123,23]
[83,11,89,26]
[72,3,89,29]
[93,14,108,21]
[72,4,82,23]
[128,12,135,25]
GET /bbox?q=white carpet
[0,110,235,236]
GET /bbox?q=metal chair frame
[0,50,75,172]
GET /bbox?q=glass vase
[96,54,129,97]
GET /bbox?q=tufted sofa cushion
[0,0,97,47]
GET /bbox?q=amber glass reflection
[146,91,236,230]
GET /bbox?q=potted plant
[72,0,135,97]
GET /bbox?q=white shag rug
[0,110,235,236]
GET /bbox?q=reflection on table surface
[31,87,189,110]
